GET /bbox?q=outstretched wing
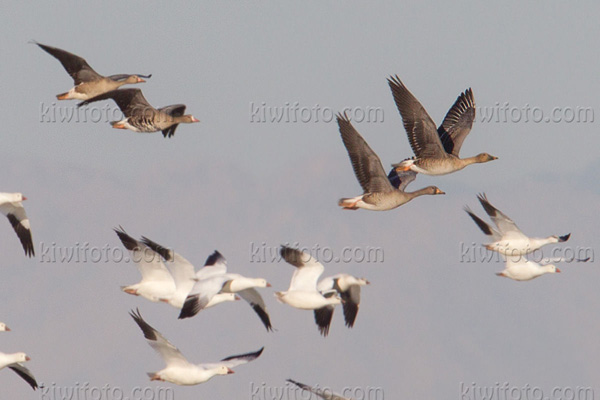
[0,201,34,257]
[280,246,324,292]
[9,364,38,390]
[437,88,476,156]
[337,113,393,193]
[34,41,102,84]
[78,88,153,117]
[130,309,191,368]
[387,75,446,158]
[287,379,350,400]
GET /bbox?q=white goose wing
[179,274,228,319]
[237,288,273,331]
[0,199,34,257]
[140,236,196,294]
[130,309,191,368]
[202,347,264,370]
[464,205,502,241]
[114,228,174,285]
[195,250,228,280]
[280,246,324,291]
[9,363,38,390]
[477,194,526,239]
[287,379,350,400]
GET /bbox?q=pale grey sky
[1,1,599,399]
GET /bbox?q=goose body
[33,41,150,100]
[130,309,263,385]
[465,193,570,256]
[78,89,199,138]
[336,113,444,211]
[0,192,34,257]
[387,75,497,176]
[497,258,561,281]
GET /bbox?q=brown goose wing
[437,88,476,156]
[337,113,393,194]
[387,75,446,158]
[77,88,154,116]
[34,42,102,84]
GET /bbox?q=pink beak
[22,196,28,201]
[136,77,146,83]
[556,268,561,273]
[5,327,10,331]
[25,356,31,361]
[227,368,235,374]
[191,117,200,123]
[266,283,272,287]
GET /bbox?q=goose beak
[435,189,445,195]
[5,327,10,331]
[22,196,28,201]
[191,117,200,123]
[227,368,235,374]
[25,356,31,361]
[159,298,170,303]
[558,233,571,242]
[266,282,272,287]
[234,295,241,301]
[136,77,146,83]
[556,268,561,273]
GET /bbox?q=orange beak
[22,196,27,201]
[435,189,445,195]
[556,268,561,273]
[266,283,272,287]
[227,368,235,374]
[25,356,31,361]
[136,77,146,83]
[191,117,200,123]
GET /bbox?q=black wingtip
[558,233,571,242]
[178,295,200,319]
[204,250,225,267]
[252,304,273,332]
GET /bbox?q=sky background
[1,1,599,399]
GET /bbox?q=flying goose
[130,309,263,385]
[276,246,344,336]
[77,89,199,138]
[0,352,38,390]
[387,75,497,175]
[114,228,176,302]
[287,379,351,400]
[465,193,570,256]
[178,251,273,331]
[0,192,34,257]
[139,237,238,310]
[33,41,150,100]
[337,113,444,211]
[316,274,370,336]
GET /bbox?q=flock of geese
[0,42,587,396]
